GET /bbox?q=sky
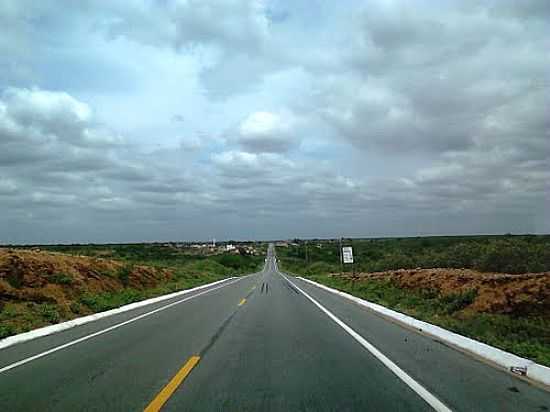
[0,0,548,243]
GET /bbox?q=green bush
[6,270,23,288]
[440,289,478,314]
[305,262,338,276]
[369,253,416,272]
[0,324,15,339]
[442,243,478,268]
[217,254,246,270]
[80,290,144,312]
[69,302,82,314]
[117,264,133,286]
[186,259,229,275]
[50,273,73,285]
[474,241,530,274]
[39,304,60,323]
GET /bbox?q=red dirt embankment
[0,248,172,309]
[344,268,550,315]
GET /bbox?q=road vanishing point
[1,244,549,411]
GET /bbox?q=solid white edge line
[281,273,452,412]
[296,276,550,388]
[0,276,250,374]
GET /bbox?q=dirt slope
[344,268,550,316]
[0,248,172,298]
[0,248,173,336]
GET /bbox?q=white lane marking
[281,274,452,412]
[0,277,249,374]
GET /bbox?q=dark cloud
[313,1,549,162]
[104,0,269,52]
[487,0,550,20]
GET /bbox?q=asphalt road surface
[1,244,549,411]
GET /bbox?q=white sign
[342,246,354,264]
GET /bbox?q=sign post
[342,245,356,289]
[338,237,343,273]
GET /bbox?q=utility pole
[339,237,343,274]
[351,238,355,278]
[305,240,309,266]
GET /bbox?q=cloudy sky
[0,0,548,243]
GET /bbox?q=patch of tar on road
[89,368,107,382]
[199,309,240,357]
[260,282,270,294]
[199,287,257,357]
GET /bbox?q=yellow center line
[238,298,246,306]
[144,355,200,412]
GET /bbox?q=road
[1,244,549,411]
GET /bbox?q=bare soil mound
[343,268,550,316]
[0,248,172,313]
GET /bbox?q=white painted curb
[297,276,550,388]
[0,276,237,351]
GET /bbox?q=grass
[77,267,231,313]
[0,302,64,337]
[299,272,550,367]
[117,264,133,286]
[49,273,73,285]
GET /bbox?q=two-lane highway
[1,244,549,411]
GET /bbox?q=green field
[278,234,550,276]
[36,242,266,271]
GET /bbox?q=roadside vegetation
[0,243,265,339]
[279,234,550,275]
[277,235,550,367]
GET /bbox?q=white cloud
[237,110,297,153]
[212,150,294,176]
[0,178,17,195]
[1,87,123,147]
[6,87,91,122]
